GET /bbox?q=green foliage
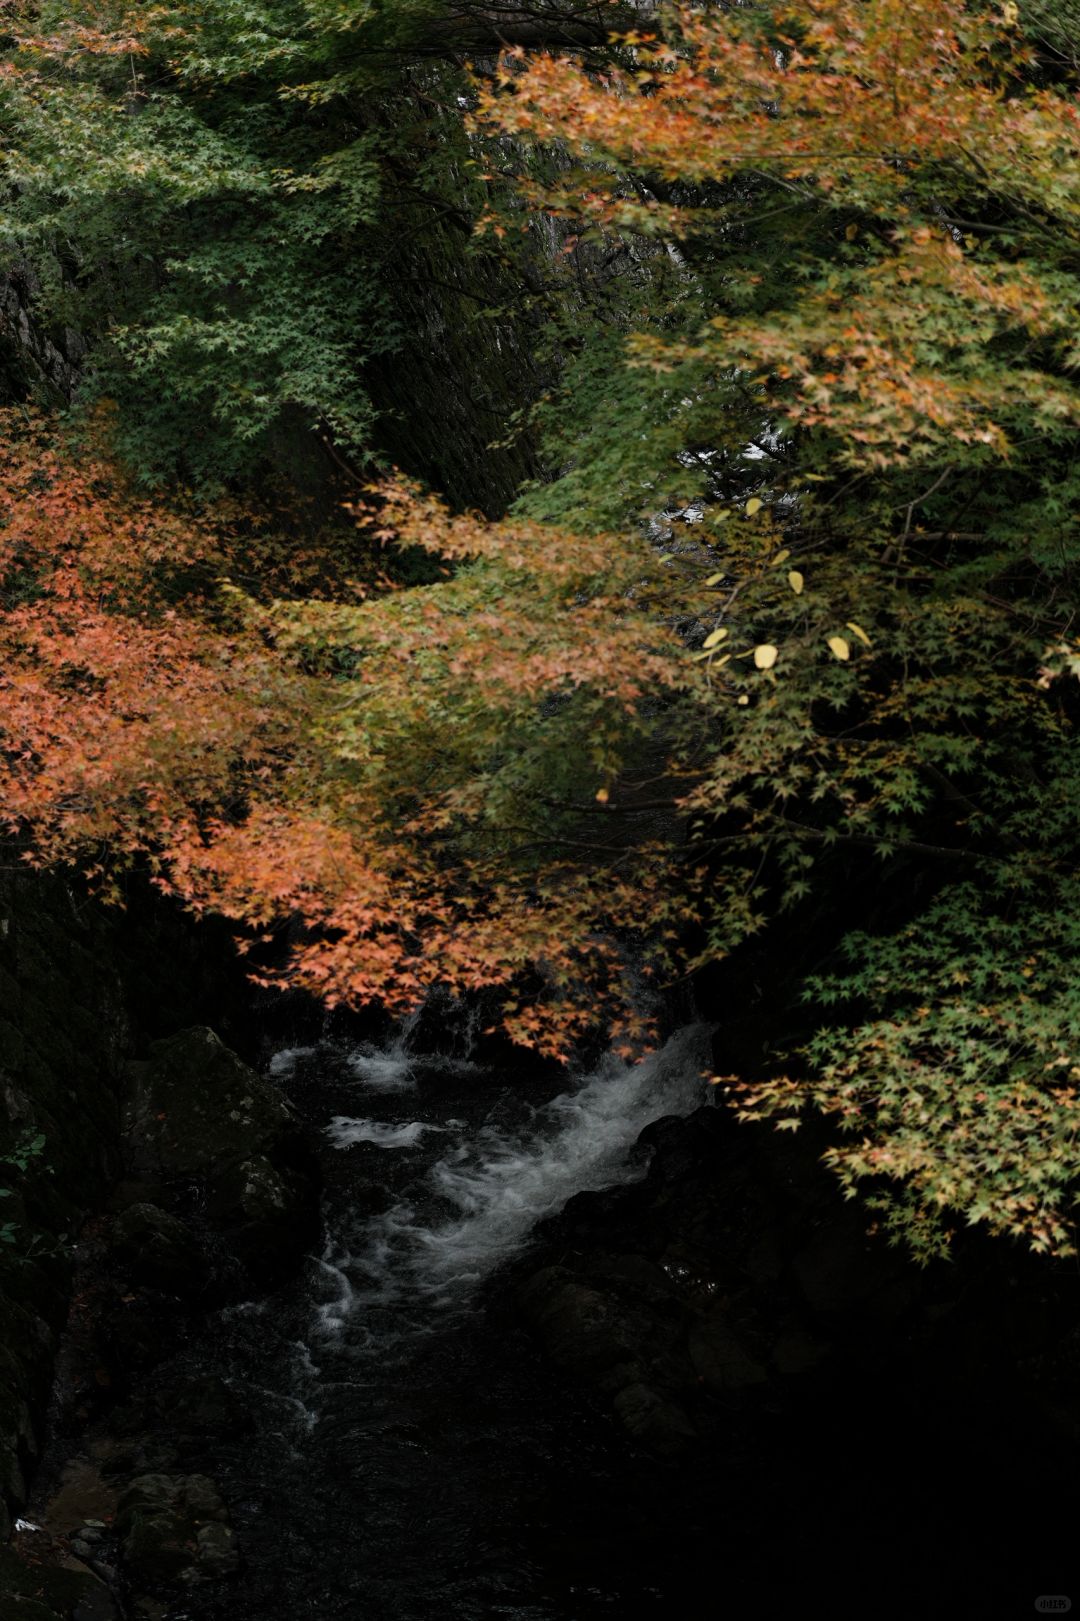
[475,0,1080,1254]
[0,1130,46,1252]
[0,0,514,485]
[4,0,1080,1254]
[732,887,1080,1261]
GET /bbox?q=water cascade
[174,1020,714,1620]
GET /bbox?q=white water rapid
[179,1021,718,1621]
[308,1022,714,1336]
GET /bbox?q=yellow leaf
[770,548,791,566]
[595,787,609,803]
[788,570,804,594]
[846,620,872,647]
[705,571,724,586]
[737,694,750,705]
[845,222,859,241]
[827,635,851,661]
[745,497,763,517]
[754,644,778,670]
[702,626,728,649]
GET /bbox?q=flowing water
[172,1022,715,1620]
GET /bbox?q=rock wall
[507,1102,1080,1606]
[0,267,83,405]
[0,866,319,1619]
[0,870,130,1543]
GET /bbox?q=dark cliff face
[0,268,84,406]
[0,870,129,1542]
[0,871,325,1619]
[503,1101,1080,1610]
[0,866,292,1543]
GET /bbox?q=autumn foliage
[4,0,1080,1251]
[477,0,1080,466]
[0,412,689,1057]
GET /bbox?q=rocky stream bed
[1,894,1078,1618]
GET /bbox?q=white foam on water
[346,1044,417,1092]
[320,1024,713,1333]
[326,1117,439,1150]
[268,1045,318,1078]
[314,1253,356,1337]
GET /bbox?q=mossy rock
[126,1029,294,1181]
[123,1027,318,1286]
[0,1543,117,1619]
[108,1204,208,1297]
[205,1154,314,1281]
[117,1473,237,1586]
[4,1598,61,1620]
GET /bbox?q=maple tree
[0,409,692,1057]
[474,0,1080,1253]
[2,0,1080,1253]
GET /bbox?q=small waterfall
[344,1003,423,1091]
[312,1023,714,1334]
[174,1021,718,1620]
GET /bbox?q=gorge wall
[0,867,322,1618]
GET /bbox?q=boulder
[107,1205,207,1297]
[0,1542,120,1620]
[205,1154,310,1282]
[610,1383,699,1456]
[515,1267,654,1381]
[125,1028,294,1182]
[123,1027,318,1288]
[687,1308,768,1392]
[117,1472,238,1586]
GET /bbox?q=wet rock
[640,1107,730,1183]
[117,1472,237,1586]
[70,1584,120,1621]
[610,1383,698,1456]
[97,1293,172,1381]
[123,1027,318,1288]
[156,1374,247,1438]
[98,1437,182,1480]
[187,1521,239,1583]
[126,1028,293,1182]
[687,1310,768,1392]
[206,1154,310,1282]
[0,1541,120,1620]
[515,1268,655,1381]
[107,1204,207,1297]
[588,1253,681,1311]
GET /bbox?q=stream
[168,1021,715,1620]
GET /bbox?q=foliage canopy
[3,0,1080,1256]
